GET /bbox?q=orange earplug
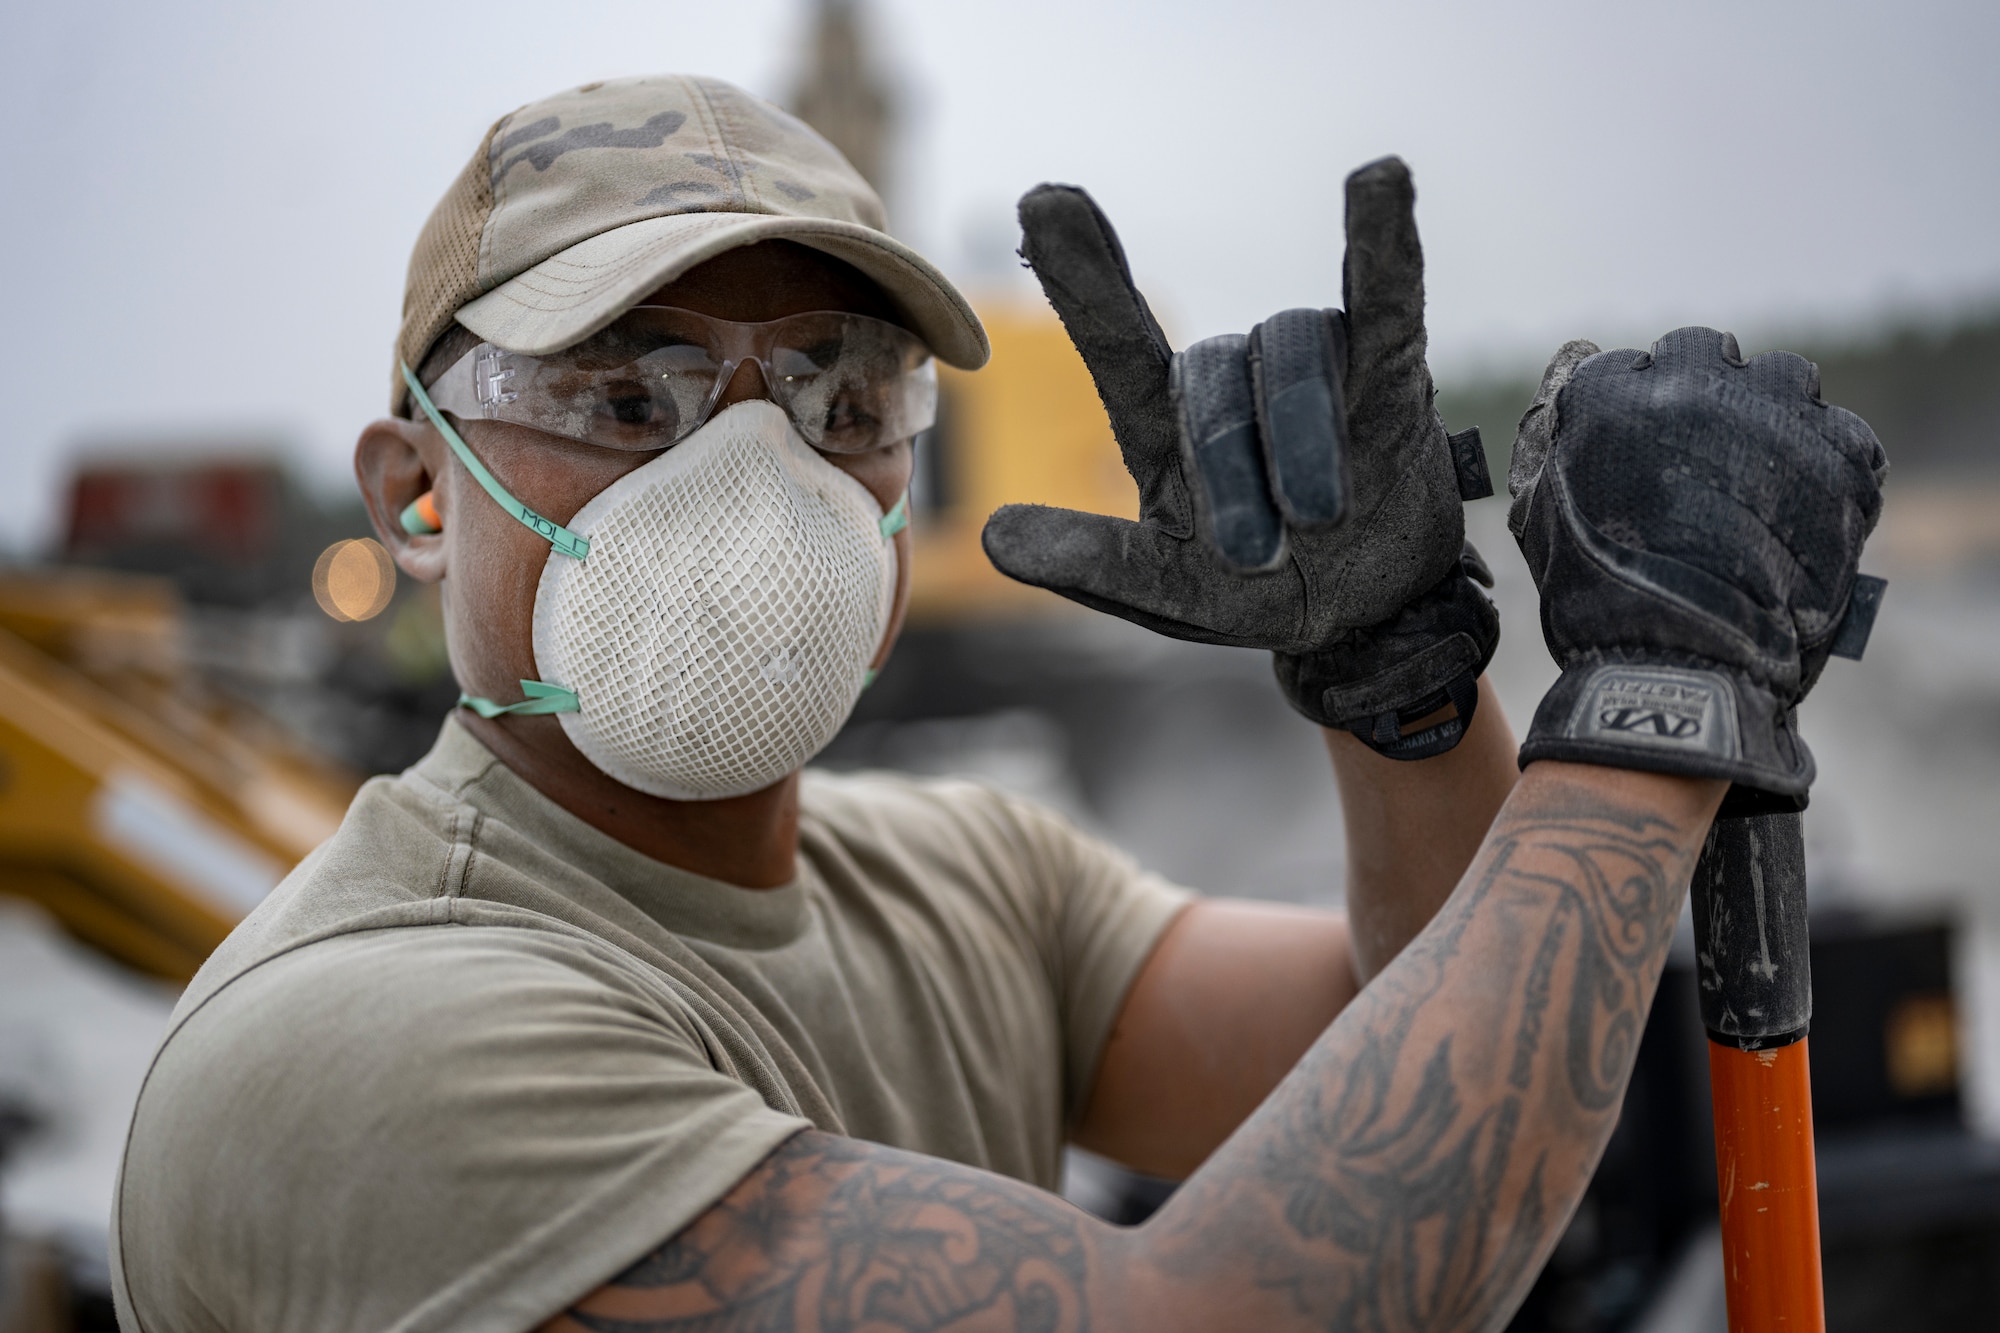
[399,490,442,535]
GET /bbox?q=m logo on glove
[1564,666,1742,761]
[1600,708,1701,740]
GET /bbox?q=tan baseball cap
[393,73,989,413]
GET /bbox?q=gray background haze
[2,0,1996,547]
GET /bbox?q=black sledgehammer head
[1691,812,1811,1048]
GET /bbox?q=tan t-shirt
[110,720,1190,1333]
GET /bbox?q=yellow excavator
[0,569,356,982]
[908,295,1132,620]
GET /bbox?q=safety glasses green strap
[402,361,593,560]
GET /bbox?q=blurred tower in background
[789,0,897,216]
[782,0,1133,623]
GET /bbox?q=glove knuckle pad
[1249,308,1350,529]
[1175,336,1284,570]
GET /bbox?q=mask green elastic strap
[879,493,909,539]
[401,362,590,561]
[862,499,904,691]
[458,679,581,718]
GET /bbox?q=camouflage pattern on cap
[394,73,987,413]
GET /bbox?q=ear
[355,417,448,583]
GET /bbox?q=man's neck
[456,712,802,888]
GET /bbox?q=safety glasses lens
[435,308,934,455]
[760,313,936,453]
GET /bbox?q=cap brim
[454,212,990,370]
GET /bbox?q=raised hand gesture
[982,158,1498,756]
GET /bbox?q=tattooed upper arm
[539,1130,1116,1333]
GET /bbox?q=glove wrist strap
[1518,658,1814,798]
[1350,670,1481,761]
[1273,560,1500,760]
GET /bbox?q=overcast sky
[3,0,1995,547]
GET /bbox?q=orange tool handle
[1708,1035,1825,1331]
[1691,810,1824,1332]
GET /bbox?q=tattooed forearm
[1145,769,1715,1331]
[544,766,1719,1333]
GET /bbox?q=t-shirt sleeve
[994,794,1196,1120]
[113,926,809,1333]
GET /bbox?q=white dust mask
[403,364,904,801]
[535,398,899,798]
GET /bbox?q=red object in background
[1709,1037,1826,1332]
[64,462,283,564]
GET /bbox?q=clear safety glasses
[424,306,937,455]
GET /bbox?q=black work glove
[981,157,1499,759]
[1508,327,1889,800]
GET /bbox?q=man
[111,74,1883,1332]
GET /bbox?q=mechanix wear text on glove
[1508,326,1889,799]
[981,157,1499,759]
